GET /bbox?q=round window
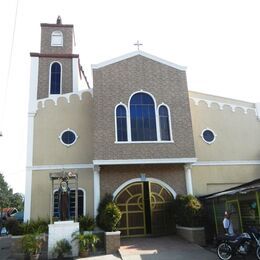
[59,129,78,146]
[201,129,216,144]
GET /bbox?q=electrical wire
[1,0,19,133]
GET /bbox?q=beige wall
[31,168,94,220]
[33,92,94,165]
[192,165,260,196]
[190,92,260,161]
[189,91,260,195]
[93,55,195,160]
[100,164,186,198]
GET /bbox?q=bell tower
[24,17,80,221]
[30,16,79,100]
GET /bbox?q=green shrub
[21,233,44,255]
[22,218,49,234]
[96,194,113,228]
[79,215,95,232]
[4,218,23,235]
[52,239,72,259]
[72,231,99,253]
[174,194,204,227]
[99,202,121,232]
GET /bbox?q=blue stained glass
[159,106,170,141]
[61,131,76,145]
[203,130,214,142]
[50,62,61,94]
[116,105,127,141]
[130,93,157,141]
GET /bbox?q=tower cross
[134,40,143,51]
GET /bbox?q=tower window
[50,62,61,94]
[51,31,63,46]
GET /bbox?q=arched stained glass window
[116,105,127,141]
[130,93,157,141]
[159,105,170,141]
[50,62,61,94]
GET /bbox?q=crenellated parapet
[37,89,93,110]
[189,95,257,117]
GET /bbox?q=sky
[0,0,260,194]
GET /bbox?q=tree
[0,173,24,213]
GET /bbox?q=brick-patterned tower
[30,16,79,100]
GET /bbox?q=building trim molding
[93,158,197,166]
[113,177,177,199]
[91,50,186,71]
[30,53,79,58]
[27,164,93,171]
[189,96,256,115]
[193,160,260,166]
[37,89,92,108]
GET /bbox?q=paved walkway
[119,235,217,260]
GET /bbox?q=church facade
[24,19,260,237]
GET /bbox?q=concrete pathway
[79,254,121,260]
[119,235,217,260]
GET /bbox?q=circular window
[59,129,78,147]
[201,129,216,144]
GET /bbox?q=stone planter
[176,225,205,246]
[105,231,121,254]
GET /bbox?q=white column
[24,57,39,222]
[256,103,260,120]
[184,164,193,195]
[93,165,100,217]
[72,58,79,92]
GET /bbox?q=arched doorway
[114,181,175,237]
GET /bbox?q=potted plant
[174,194,205,246]
[72,231,100,257]
[21,233,44,260]
[52,239,72,259]
[97,197,122,254]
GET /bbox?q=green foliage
[4,218,23,235]
[21,233,44,255]
[174,194,204,227]
[5,218,49,235]
[99,202,122,232]
[52,239,72,259]
[79,215,95,232]
[96,193,113,228]
[22,218,49,234]
[72,231,99,253]
[0,173,24,212]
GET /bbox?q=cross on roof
[134,40,143,51]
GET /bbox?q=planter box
[105,231,121,254]
[176,225,205,246]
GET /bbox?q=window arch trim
[49,61,62,95]
[114,90,174,144]
[114,103,128,142]
[158,103,173,142]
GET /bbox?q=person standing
[223,211,235,236]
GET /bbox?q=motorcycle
[217,226,260,260]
